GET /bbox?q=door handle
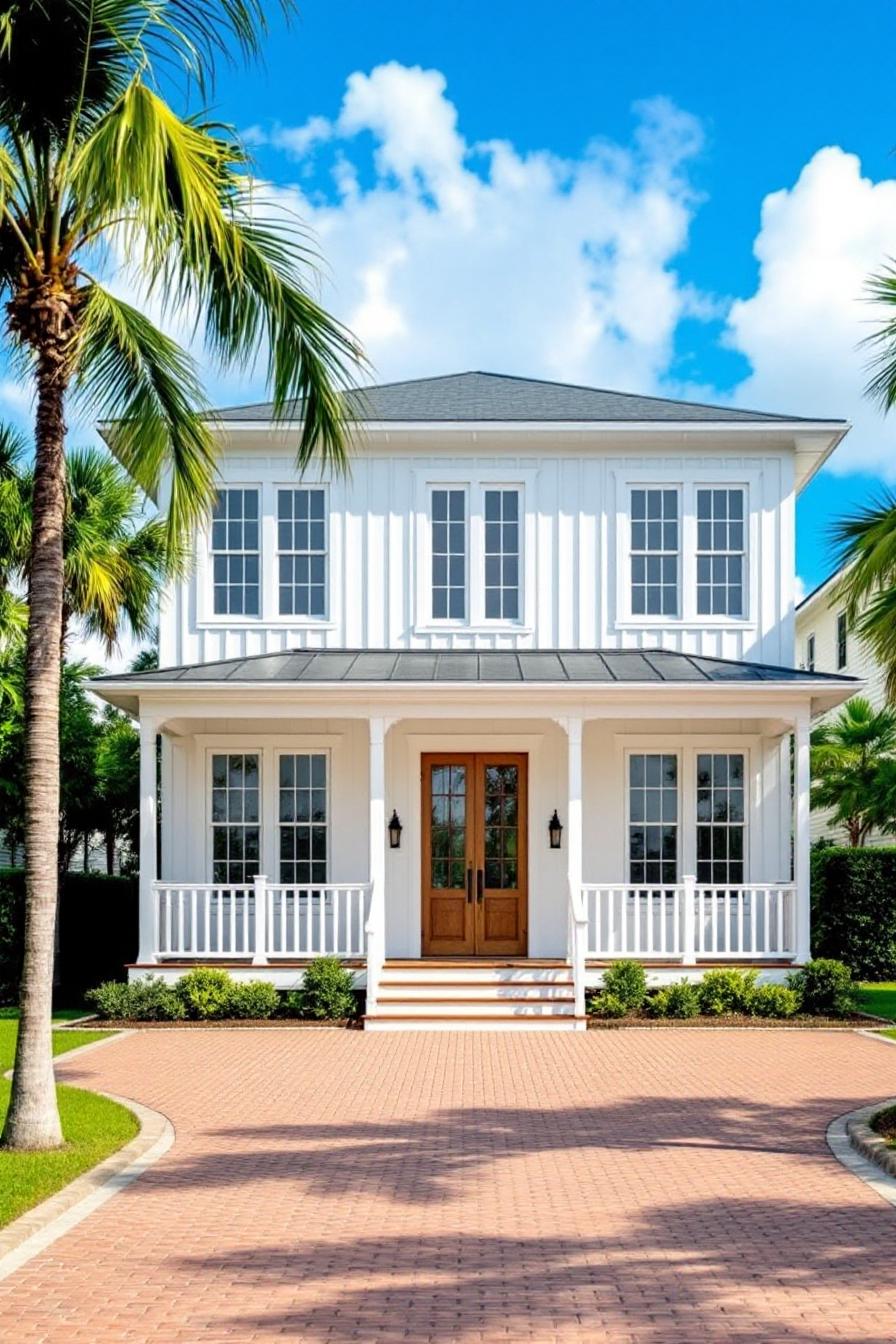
[476,869,484,903]
[466,866,473,903]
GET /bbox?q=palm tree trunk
[1,351,68,1151]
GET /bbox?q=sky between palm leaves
[1,0,894,619]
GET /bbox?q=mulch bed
[587,1013,872,1029]
[69,1017,362,1030]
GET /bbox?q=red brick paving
[2,1028,896,1342]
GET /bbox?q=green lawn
[0,1016,137,1229]
[857,983,896,1021]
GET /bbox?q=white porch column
[566,717,583,904]
[138,715,158,964]
[365,717,387,1014]
[794,709,812,964]
[565,716,586,1019]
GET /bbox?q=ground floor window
[628,753,678,883]
[696,753,745,885]
[279,753,328,885]
[210,753,260,884]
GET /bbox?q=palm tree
[0,3,360,1151]
[16,445,173,657]
[810,697,896,845]
[830,493,896,697]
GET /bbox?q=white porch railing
[583,881,797,962]
[567,881,588,1018]
[153,880,372,963]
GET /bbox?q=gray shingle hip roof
[95,648,857,687]
[212,371,840,426]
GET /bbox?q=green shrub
[175,967,234,1019]
[588,991,629,1019]
[86,976,184,1021]
[226,979,279,1019]
[788,958,855,1017]
[697,968,757,1016]
[811,847,896,978]
[648,980,699,1019]
[289,956,356,1020]
[601,959,647,1011]
[750,983,799,1018]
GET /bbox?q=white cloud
[727,146,896,475]
[255,63,712,392]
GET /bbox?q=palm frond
[864,262,896,410]
[75,283,216,552]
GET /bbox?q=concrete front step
[373,998,576,1018]
[381,963,571,985]
[364,1015,587,1032]
[378,982,574,1002]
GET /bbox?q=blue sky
[200,0,896,592]
[16,0,896,600]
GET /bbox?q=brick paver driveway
[3,1029,896,1343]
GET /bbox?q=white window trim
[413,467,537,633]
[619,738,756,881]
[200,736,343,881]
[613,468,758,629]
[196,480,336,629]
[273,483,330,623]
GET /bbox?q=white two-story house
[93,372,856,1029]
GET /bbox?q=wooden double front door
[421,753,528,956]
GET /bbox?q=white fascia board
[211,418,849,436]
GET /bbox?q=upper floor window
[630,489,678,617]
[484,488,520,620]
[211,489,259,615]
[431,488,467,620]
[696,488,744,617]
[277,488,327,618]
[805,633,815,673]
[837,611,848,669]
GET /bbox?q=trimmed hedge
[0,868,138,1007]
[811,847,896,979]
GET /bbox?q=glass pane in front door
[430,764,467,890]
[483,764,519,889]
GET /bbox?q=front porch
[85,647,858,1026]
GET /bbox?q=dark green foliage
[788,958,856,1017]
[601,959,647,1010]
[811,847,896,978]
[697,968,758,1016]
[648,981,700,1019]
[750,984,800,1018]
[288,956,357,1020]
[587,991,629,1019]
[226,979,279,1019]
[86,977,183,1021]
[0,869,137,1006]
[175,967,234,1019]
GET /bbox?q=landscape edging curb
[0,1032,175,1281]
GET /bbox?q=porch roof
[92,648,858,720]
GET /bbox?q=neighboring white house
[796,565,890,846]
[92,372,857,1029]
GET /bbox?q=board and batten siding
[159,435,796,668]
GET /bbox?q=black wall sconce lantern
[388,809,403,849]
[548,810,563,849]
